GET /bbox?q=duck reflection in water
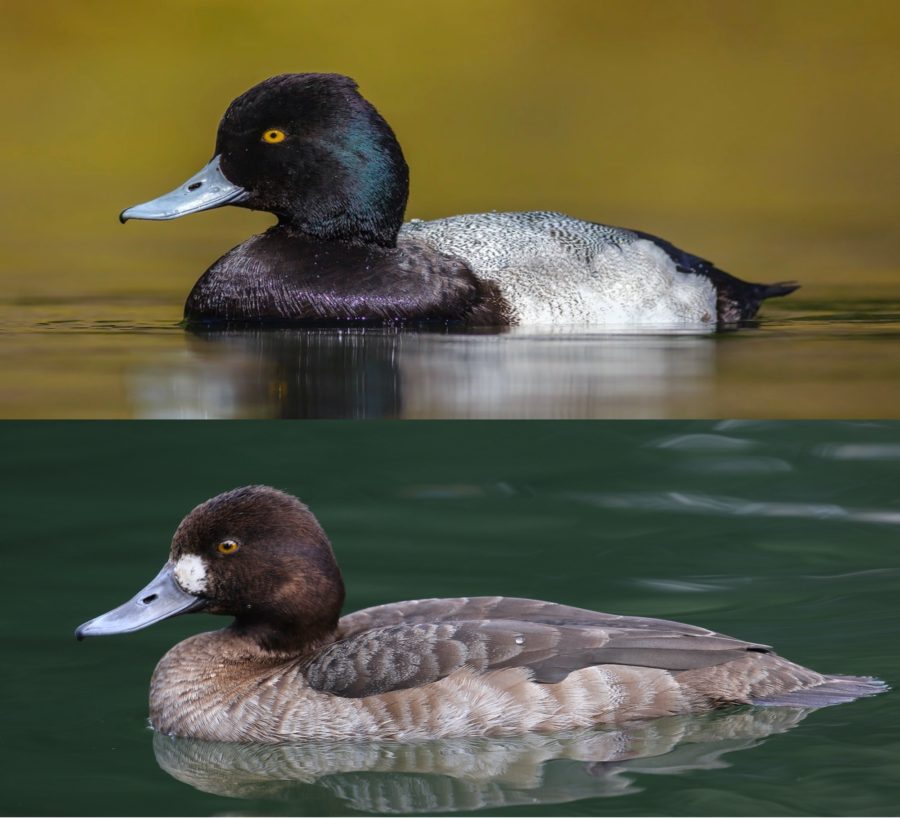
[129,326,716,419]
[153,706,808,812]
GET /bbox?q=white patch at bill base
[173,554,209,594]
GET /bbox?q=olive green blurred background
[3,0,898,299]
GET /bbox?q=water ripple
[633,578,731,593]
[565,491,900,526]
[679,457,794,474]
[816,443,900,461]
[650,433,758,451]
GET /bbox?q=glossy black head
[216,73,409,246]
[172,485,346,651]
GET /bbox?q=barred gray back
[400,211,639,272]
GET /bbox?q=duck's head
[120,73,409,247]
[75,486,346,653]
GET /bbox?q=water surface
[3,289,900,418]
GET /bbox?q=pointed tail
[752,675,888,708]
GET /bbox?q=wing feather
[307,598,771,698]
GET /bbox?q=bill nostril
[142,594,158,604]
[187,182,203,191]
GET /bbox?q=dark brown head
[76,486,345,654]
[172,485,345,650]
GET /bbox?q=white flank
[173,554,209,594]
[401,212,719,327]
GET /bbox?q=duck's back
[317,596,882,709]
[402,212,638,270]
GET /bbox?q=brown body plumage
[77,486,886,743]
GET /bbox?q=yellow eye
[217,540,239,555]
[262,129,286,144]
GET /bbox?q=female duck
[121,74,796,327]
[76,486,883,744]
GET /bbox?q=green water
[4,421,899,815]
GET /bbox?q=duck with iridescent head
[121,74,797,328]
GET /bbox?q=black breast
[184,229,509,326]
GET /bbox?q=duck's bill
[75,563,206,639]
[119,155,249,223]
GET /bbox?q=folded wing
[308,597,771,698]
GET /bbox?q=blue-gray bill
[119,155,248,223]
[75,563,205,639]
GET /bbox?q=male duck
[121,74,797,327]
[76,486,883,744]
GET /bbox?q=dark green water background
[3,420,899,815]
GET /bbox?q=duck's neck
[274,155,408,247]
[228,563,346,657]
[229,611,340,657]
[274,216,400,248]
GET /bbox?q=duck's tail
[751,674,888,708]
[716,277,800,323]
[756,281,802,300]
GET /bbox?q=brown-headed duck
[76,486,884,743]
[120,74,797,328]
